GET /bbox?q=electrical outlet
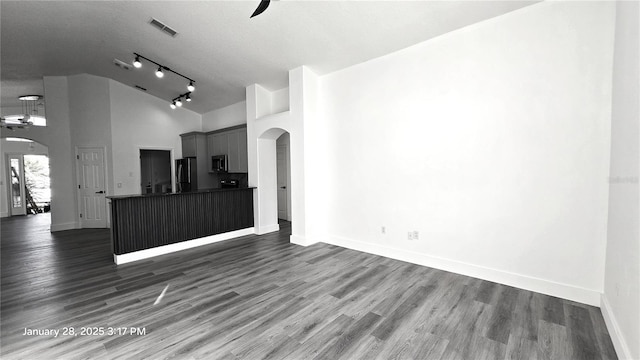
[413,231,419,240]
[407,232,413,240]
[381,226,386,234]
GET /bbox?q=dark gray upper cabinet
[181,133,198,158]
[206,125,248,173]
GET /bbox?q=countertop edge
[107,187,256,200]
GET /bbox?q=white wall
[68,74,114,223]
[109,80,201,196]
[202,101,246,132]
[271,87,290,114]
[296,68,327,245]
[317,1,615,305]
[42,76,76,230]
[602,1,640,359]
[1,139,48,155]
[246,68,322,240]
[246,84,290,235]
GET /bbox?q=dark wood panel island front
[108,188,255,264]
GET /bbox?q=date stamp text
[23,327,146,337]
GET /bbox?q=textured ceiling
[1,1,537,114]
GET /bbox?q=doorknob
[280,186,286,189]
[95,190,105,194]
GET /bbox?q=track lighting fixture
[169,92,192,110]
[132,52,197,106]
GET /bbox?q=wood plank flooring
[1,214,617,359]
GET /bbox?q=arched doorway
[1,137,50,221]
[254,127,291,234]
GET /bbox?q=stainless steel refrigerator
[176,157,197,192]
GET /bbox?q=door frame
[276,143,291,221]
[6,153,26,216]
[137,146,176,194]
[75,146,108,228]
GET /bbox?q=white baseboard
[256,223,280,235]
[50,222,78,232]
[290,234,319,246]
[114,227,255,265]
[323,235,601,307]
[601,294,634,360]
[0,211,8,218]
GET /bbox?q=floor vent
[150,18,178,37]
[113,59,132,70]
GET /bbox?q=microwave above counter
[211,154,228,173]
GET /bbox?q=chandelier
[0,95,45,130]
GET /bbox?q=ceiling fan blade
[250,0,270,18]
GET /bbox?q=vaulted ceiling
[1,1,537,114]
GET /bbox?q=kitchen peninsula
[108,187,255,264]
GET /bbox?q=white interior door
[7,155,26,216]
[77,147,107,228]
[276,145,289,220]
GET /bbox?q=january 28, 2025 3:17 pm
[22,327,146,338]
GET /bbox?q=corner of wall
[290,234,319,247]
[602,1,640,359]
[601,294,634,360]
[43,75,78,230]
[256,224,280,235]
[50,221,78,232]
[322,234,602,306]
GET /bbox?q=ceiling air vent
[134,85,147,92]
[149,18,178,37]
[113,59,132,70]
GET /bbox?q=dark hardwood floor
[1,214,617,359]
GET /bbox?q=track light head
[185,94,192,102]
[175,99,183,107]
[133,56,142,68]
[155,67,164,78]
[170,102,176,109]
[187,82,195,92]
